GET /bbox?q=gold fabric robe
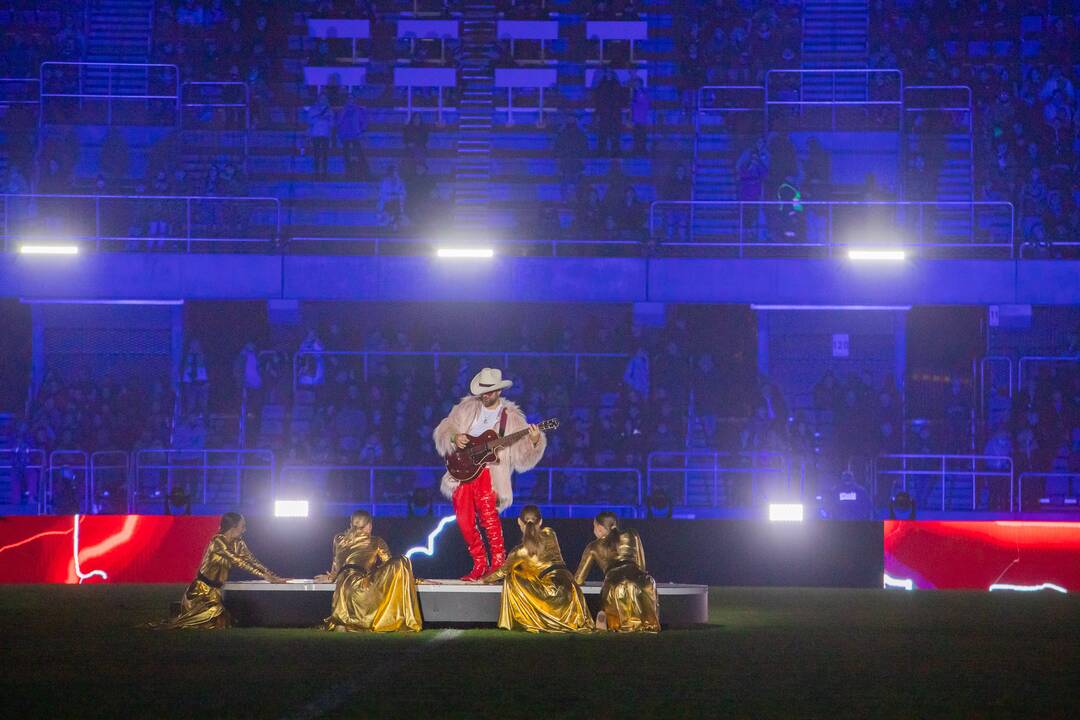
[483,526,591,633]
[574,528,660,633]
[323,532,422,632]
[163,534,274,629]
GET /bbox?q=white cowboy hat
[470,368,513,396]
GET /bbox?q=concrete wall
[2,254,1079,305]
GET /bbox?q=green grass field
[2,585,1078,719]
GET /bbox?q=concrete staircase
[801,0,869,69]
[81,0,155,101]
[690,116,739,243]
[86,0,154,64]
[453,3,497,237]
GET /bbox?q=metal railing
[874,454,1014,512]
[979,355,1013,423]
[0,193,281,251]
[1018,355,1079,392]
[276,464,642,507]
[648,200,1015,256]
[645,451,797,507]
[764,69,904,131]
[287,235,654,256]
[89,451,131,513]
[40,62,180,126]
[696,85,767,115]
[181,81,250,129]
[0,77,41,106]
[134,448,275,507]
[1018,472,1080,513]
[293,350,628,392]
[0,447,47,512]
[45,449,89,514]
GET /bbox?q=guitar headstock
[538,418,559,432]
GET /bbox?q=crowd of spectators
[162,305,755,504]
[16,371,173,455]
[871,1,1080,256]
[0,3,84,78]
[674,0,802,101]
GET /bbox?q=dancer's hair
[594,511,619,534]
[350,509,373,526]
[519,505,543,555]
[219,512,244,533]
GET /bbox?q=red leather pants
[452,468,506,572]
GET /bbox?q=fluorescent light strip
[274,500,309,518]
[436,248,494,258]
[20,299,185,306]
[768,503,804,522]
[848,249,906,261]
[19,245,79,255]
[751,305,912,311]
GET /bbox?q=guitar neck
[485,427,530,451]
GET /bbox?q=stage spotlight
[848,249,906,261]
[436,247,494,258]
[407,488,433,517]
[889,491,916,520]
[768,503,804,522]
[646,490,672,519]
[165,485,192,516]
[274,499,309,517]
[19,244,79,255]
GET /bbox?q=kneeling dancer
[316,509,422,632]
[574,511,660,632]
[482,505,591,633]
[158,512,285,629]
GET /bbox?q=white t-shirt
[468,400,504,436]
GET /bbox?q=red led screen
[0,515,219,583]
[884,520,1080,591]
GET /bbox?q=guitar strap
[498,408,508,437]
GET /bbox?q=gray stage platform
[222,579,709,628]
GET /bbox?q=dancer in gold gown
[574,511,660,633]
[160,512,285,629]
[481,505,591,633]
[315,509,422,632]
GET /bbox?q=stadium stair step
[691,122,739,241]
[450,3,499,235]
[801,0,869,69]
[86,0,154,64]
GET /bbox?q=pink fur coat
[433,396,546,511]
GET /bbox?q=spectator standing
[337,92,370,180]
[298,329,326,388]
[378,164,407,231]
[629,77,651,155]
[180,339,209,419]
[307,93,333,178]
[593,68,625,157]
[553,116,589,201]
[405,161,436,232]
[660,163,692,242]
[403,113,430,169]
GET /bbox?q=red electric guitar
[445,418,559,482]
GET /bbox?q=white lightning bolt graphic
[883,572,915,590]
[989,582,1067,593]
[73,514,108,583]
[404,515,457,560]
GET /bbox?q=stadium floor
[2,585,1078,719]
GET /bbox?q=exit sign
[832,334,850,358]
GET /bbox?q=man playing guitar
[434,368,545,581]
